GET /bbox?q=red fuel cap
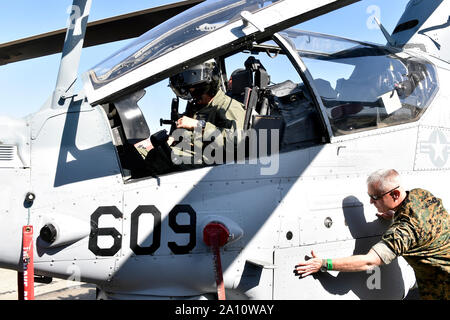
[203,222,230,247]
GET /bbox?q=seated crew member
[140,60,245,175]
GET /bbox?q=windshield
[90,0,280,87]
[282,30,438,136]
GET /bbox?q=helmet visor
[169,63,215,100]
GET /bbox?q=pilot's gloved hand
[176,116,200,130]
[167,136,175,146]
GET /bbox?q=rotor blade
[0,0,205,66]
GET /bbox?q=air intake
[0,145,22,168]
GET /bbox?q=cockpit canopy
[87,0,438,145]
[89,0,280,87]
[283,30,439,135]
[89,0,440,182]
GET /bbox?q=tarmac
[0,268,96,300]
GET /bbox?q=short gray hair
[366,169,401,191]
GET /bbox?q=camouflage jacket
[380,188,450,300]
[192,88,245,149]
[172,88,245,164]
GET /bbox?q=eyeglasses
[368,186,399,201]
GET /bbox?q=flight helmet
[169,60,220,101]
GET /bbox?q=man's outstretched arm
[295,249,384,278]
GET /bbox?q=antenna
[52,0,92,108]
[373,16,397,47]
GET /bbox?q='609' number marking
[88,205,196,256]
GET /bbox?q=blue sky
[0,0,409,126]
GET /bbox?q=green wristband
[327,259,333,271]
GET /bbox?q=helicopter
[0,0,449,300]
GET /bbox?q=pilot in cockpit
[137,60,245,175]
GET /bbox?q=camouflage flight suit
[372,188,450,300]
[143,89,245,174]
